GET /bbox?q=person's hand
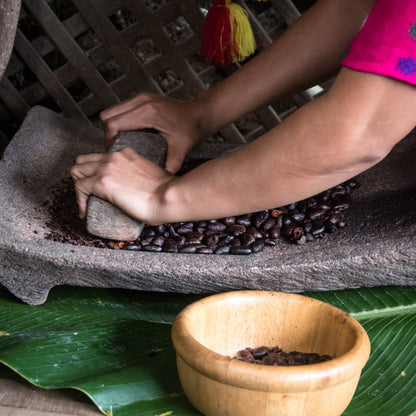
[70,148,174,224]
[99,92,211,174]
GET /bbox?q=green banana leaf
[0,285,415,416]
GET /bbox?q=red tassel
[200,0,238,67]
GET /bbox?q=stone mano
[86,130,167,241]
[0,106,415,305]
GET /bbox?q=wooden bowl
[171,291,370,416]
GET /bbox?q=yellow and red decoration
[201,0,265,67]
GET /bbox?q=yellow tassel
[228,2,256,62]
[201,0,258,66]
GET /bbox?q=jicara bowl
[172,290,370,416]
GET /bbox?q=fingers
[100,92,154,122]
[98,91,198,175]
[74,152,106,164]
[71,153,109,219]
[165,158,183,175]
[73,182,90,219]
[71,147,174,224]
[71,153,107,180]
[72,172,111,220]
[99,93,158,149]
[165,142,186,174]
[71,150,141,218]
[71,160,101,181]
[102,109,155,150]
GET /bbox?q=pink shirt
[342,0,416,85]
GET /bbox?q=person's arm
[196,0,375,131]
[71,68,416,224]
[99,0,375,173]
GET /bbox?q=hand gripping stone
[86,130,167,241]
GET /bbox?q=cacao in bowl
[171,290,370,416]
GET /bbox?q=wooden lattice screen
[0,0,318,144]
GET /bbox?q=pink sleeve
[342,0,416,85]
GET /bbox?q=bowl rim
[171,290,371,393]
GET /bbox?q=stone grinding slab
[86,130,167,241]
[0,106,415,305]
[0,0,21,81]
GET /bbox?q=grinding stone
[0,106,416,305]
[86,130,167,241]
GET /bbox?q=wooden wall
[0,0,317,143]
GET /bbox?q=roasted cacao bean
[262,218,276,231]
[45,174,359,256]
[253,211,269,228]
[177,223,194,234]
[239,233,256,246]
[230,246,252,255]
[227,224,247,236]
[215,245,231,254]
[251,239,265,253]
[208,221,227,232]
